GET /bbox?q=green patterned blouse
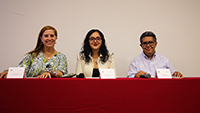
[18,51,68,77]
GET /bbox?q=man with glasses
[127,31,183,78]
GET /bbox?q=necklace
[44,50,56,60]
[92,57,98,65]
[92,56,99,68]
[95,60,97,65]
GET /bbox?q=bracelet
[42,70,57,76]
[52,70,57,76]
[41,71,51,74]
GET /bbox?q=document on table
[156,69,172,78]
[100,69,116,79]
[7,67,25,78]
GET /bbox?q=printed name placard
[7,67,25,78]
[156,69,172,78]
[100,69,116,79]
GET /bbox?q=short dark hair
[140,31,157,43]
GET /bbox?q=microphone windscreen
[77,73,85,78]
[140,74,151,78]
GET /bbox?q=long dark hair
[81,29,109,63]
[27,25,57,57]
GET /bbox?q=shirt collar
[142,51,157,59]
[37,51,43,59]
[37,51,59,59]
[89,53,103,58]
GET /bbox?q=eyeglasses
[89,37,102,42]
[141,41,155,47]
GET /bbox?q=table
[0,78,200,113]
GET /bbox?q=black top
[92,68,100,77]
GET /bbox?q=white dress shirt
[127,52,175,78]
[76,52,117,77]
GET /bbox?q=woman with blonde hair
[0,25,68,78]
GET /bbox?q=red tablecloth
[0,78,200,113]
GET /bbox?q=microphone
[60,73,85,78]
[46,64,51,68]
[45,64,51,78]
[76,73,85,78]
[140,74,151,78]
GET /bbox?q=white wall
[0,0,200,77]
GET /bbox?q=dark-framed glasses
[141,41,155,47]
[89,37,102,42]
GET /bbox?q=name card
[7,67,25,78]
[156,69,172,78]
[100,69,116,79]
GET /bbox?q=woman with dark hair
[0,25,68,78]
[76,29,116,77]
